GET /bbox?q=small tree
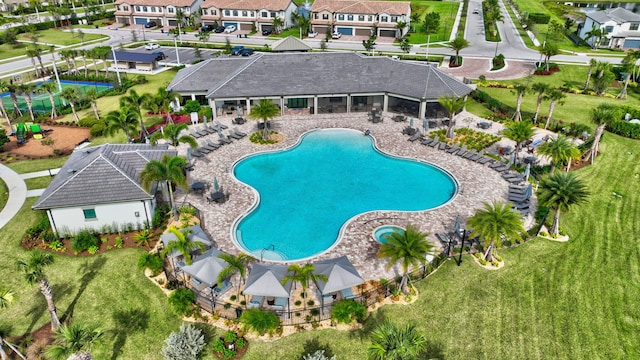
[538,42,559,72]
[161,323,206,360]
[368,320,426,360]
[437,94,466,139]
[240,308,281,336]
[45,323,103,360]
[448,36,469,66]
[168,288,196,316]
[330,300,367,324]
[304,350,337,360]
[423,12,440,34]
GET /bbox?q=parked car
[231,45,244,55]
[152,51,166,61]
[201,24,214,32]
[239,48,254,56]
[144,43,160,50]
[331,32,341,39]
[261,29,272,36]
[144,21,157,28]
[472,8,480,14]
[214,25,226,33]
[224,25,236,33]
[307,31,318,38]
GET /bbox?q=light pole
[110,46,122,86]
[456,228,467,266]
[174,37,180,65]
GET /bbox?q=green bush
[330,300,367,324]
[168,288,195,316]
[90,123,106,137]
[71,230,99,253]
[0,128,10,151]
[138,253,164,275]
[528,13,551,24]
[607,120,640,140]
[184,100,201,113]
[78,117,100,127]
[240,308,280,336]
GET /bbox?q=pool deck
[176,113,535,281]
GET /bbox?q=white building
[578,7,640,49]
[200,0,298,34]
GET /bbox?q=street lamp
[174,37,181,65]
[110,46,122,86]
[454,220,467,266]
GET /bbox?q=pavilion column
[313,96,318,115]
[346,94,351,113]
[245,98,251,115]
[383,94,389,112]
[419,98,427,119]
[191,94,196,100]
[209,99,217,119]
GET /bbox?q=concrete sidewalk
[0,164,27,230]
[20,168,60,179]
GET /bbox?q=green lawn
[0,43,28,61]
[24,176,53,190]
[0,177,7,212]
[17,29,107,46]
[5,156,68,173]
[406,1,460,43]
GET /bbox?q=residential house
[200,0,298,33]
[114,0,205,27]
[33,144,177,237]
[0,0,29,12]
[310,0,411,38]
[578,7,640,49]
[167,52,472,119]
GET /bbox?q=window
[358,15,364,21]
[262,11,268,17]
[271,12,276,18]
[242,10,247,16]
[287,98,308,108]
[225,9,230,16]
[314,13,318,19]
[233,10,238,16]
[135,6,140,12]
[322,13,328,20]
[630,23,639,31]
[605,25,614,33]
[338,14,344,20]
[329,97,342,103]
[250,11,253,17]
[202,9,207,15]
[168,7,174,13]
[151,6,156,12]
[347,14,353,21]
[212,10,216,15]
[142,6,147,12]
[381,16,388,22]
[116,5,120,10]
[83,209,97,220]
[391,16,397,22]
[123,5,128,11]
[368,15,372,21]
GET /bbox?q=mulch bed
[1,124,91,163]
[21,230,161,256]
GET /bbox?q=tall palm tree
[617,50,640,99]
[248,98,280,140]
[531,82,550,122]
[538,135,580,172]
[538,172,589,237]
[155,87,179,120]
[583,103,615,164]
[467,201,525,262]
[15,251,61,331]
[60,86,81,123]
[40,81,59,119]
[510,83,528,121]
[175,9,185,43]
[87,48,100,77]
[437,94,465,139]
[281,263,328,309]
[395,20,407,39]
[83,87,100,120]
[543,88,566,130]
[583,58,597,90]
[448,36,469,66]
[502,120,534,159]
[160,226,205,265]
[78,49,89,77]
[592,61,613,95]
[30,43,46,77]
[538,42,559,72]
[272,16,284,34]
[4,82,23,117]
[120,89,153,140]
[0,288,27,360]
[59,49,74,74]
[139,154,187,212]
[16,83,36,122]
[377,223,434,294]
[368,320,426,360]
[46,323,103,360]
[149,123,197,149]
[106,106,139,142]
[217,253,255,298]
[584,24,605,49]
[485,7,504,37]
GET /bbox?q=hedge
[528,13,551,24]
[608,120,640,139]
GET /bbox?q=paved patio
[174,112,534,281]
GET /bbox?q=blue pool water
[233,129,457,261]
[373,225,405,244]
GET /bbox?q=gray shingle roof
[169,52,472,100]
[588,7,640,24]
[108,51,158,63]
[271,36,312,52]
[33,144,177,209]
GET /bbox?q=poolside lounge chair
[190,129,204,138]
[218,134,232,144]
[408,131,423,142]
[199,141,217,151]
[509,193,530,202]
[456,145,468,156]
[272,297,287,310]
[511,200,530,210]
[470,150,485,161]
[436,232,456,247]
[205,139,221,149]
[195,126,211,136]
[227,129,243,140]
[340,288,356,300]
[494,164,511,172]
[421,135,437,146]
[213,280,232,296]
[190,150,203,158]
[232,127,247,137]
[214,120,228,130]
[427,136,440,147]
[463,149,477,159]
[489,159,507,169]
[446,143,460,154]
[196,143,212,154]
[477,156,493,164]
[247,295,264,309]
[438,142,447,150]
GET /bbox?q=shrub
[249,131,279,144]
[528,13,551,24]
[133,229,153,247]
[184,100,201,113]
[71,230,99,253]
[78,117,100,127]
[138,253,164,275]
[330,300,367,324]
[168,288,195,316]
[90,123,106,137]
[0,128,9,151]
[114,236,123,248]
[87,245,99,254]
[240,308,280,336]
[178,205,197,216]
[607,120,640,140]
[161,323,205,360]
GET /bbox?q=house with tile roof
[310,0,411,38]
[33,144,177,237]
[200,0,298,34]
[577,7,640,49]
[114,0,204,27]
[167,52,472,119]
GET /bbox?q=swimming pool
[233,128,457,261]
[373,225,405,244]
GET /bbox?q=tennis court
[0,80,114,114]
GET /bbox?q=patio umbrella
[313,256,364,295]
[409,117,414,127]
[213,177,219,191]
[181,247,229,286]
[217,123,222,136]
[203,115,207,125]
[423,119,428,132]
[524,163,531,182]
[243,263,293,298]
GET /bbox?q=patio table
[191,182,205,194]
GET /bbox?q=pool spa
[233,129,457,261]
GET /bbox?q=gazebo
[243,263,293,312]
[314,256,365,306]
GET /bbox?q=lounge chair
[463,149,477,159]
[196,126,211,136]
[427,136,440,147]
[189,129,204,138]
[446,143,460,154]
[506,176,525,184]
[218,134,232,144]
[408,131,423,142]
[511,200,530,210]
[271,297,287,310]
[494,164,511,172]
[214,120,228,130]
[340,288,356,300]
[232,127,247,137]
[477,156,493,164]
[509,193,530,202]
[489,159,507,169]
[190,150,203,158]
[247,295,264,309]
[227,129,243,140]
[196,143,212,154]
[470,150,485,161]
[438,142,447,151]
[199,141,217,151]
[213,279,232,296]
[206,139,221,149]
[456,145,468,156]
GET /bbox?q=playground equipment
[31,123,43,139]
[16,123,27,144]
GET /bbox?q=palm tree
[368,320,426,360]
[377,223,434,295]
[510,83,528,121]
[281,263,328,308]
[139,154,187,212]
[617,50,640,99]
[60,86,81,123]
[395,20,407,39]
[543,88,565,130]
[248,99,280,140]
[16,83,36,122]
[538,42,559,72]
[40,81,59,119]
[161,226,205,265]
[78,49,89,76]
[4,82,22,117]
[59,49,74,74]
[154,87,179,118]
[538,135,580,172]
[87,48,100,77]
[30,43,46,77]
[217,253,254,298]
[0,288,27,360]
[502,121,534,158]
[538,172,589,237]
[175,9,185,43]
[583,58,597,90]
[272,16,284,34]
[84,87,100,120]
[15,251,61,330]
[149,123,197,149]
[448,36,469,66]
[584,24,605,49]
[583,103,615,164]
[485,7,504,37]
[437,94,465,139]
[106,106,139,142]
[0,288,13,309]
[531,82,550,122]
[120,89,153,140]
[467,201,525,262]
[46,323,103,360]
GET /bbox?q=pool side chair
[494,164,511,172]
[214,120,228,130]
[446,143,460,154]
[438,142,447,151]
[463,149,477,159]
[340,288,356,300]
[232,127,247,137]
[408,130,423,142]
[195,126,210,136]
[456,144,468,156]
[427,136,440,147]
[508,193,530,202]
[190,150,203,158]
[206,139,221,149]
[470,150,485,161]
[219,134,232,144]
[272,297,287,310]
[196,143,212,154]
[477,156,493,164]
[200,141,217,151]
[227,129,243,140]
[248,295,264,309]
[190,129,203,138]
[489,159,507,169]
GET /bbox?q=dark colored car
[231,45,245,55]
[214,25,226,33]
[239,48,254,56]
[152,51,166,61]
[261,29,272,36]
[201,24,214,32]
[144,21,157,28]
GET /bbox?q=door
[379,29,396,37]
[623,39,640,49]
[134,18,148,25]
[336,27,352,35]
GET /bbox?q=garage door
[223,22,238,28]
[134,18,148,25]
[240,23,252,30]
[261,24,273,31]
[355,28,370,36]
[623,39,640,49]
[336,27,353,35]
[168,19,177,26]
[314,26,328,34]
[379,29,396,37]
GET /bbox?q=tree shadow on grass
[23,282,73,335]
[110,308,150,360]
[60,256,107,323]
[298,336,335,360]
[419,340,445,360]
[347,308,388,342]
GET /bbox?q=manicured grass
[24,176,53,190]
[17,29,107,46]
[0,177,7,212]
[0,43,28,61]
[5,156,68,173]
[406,1,459,44]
